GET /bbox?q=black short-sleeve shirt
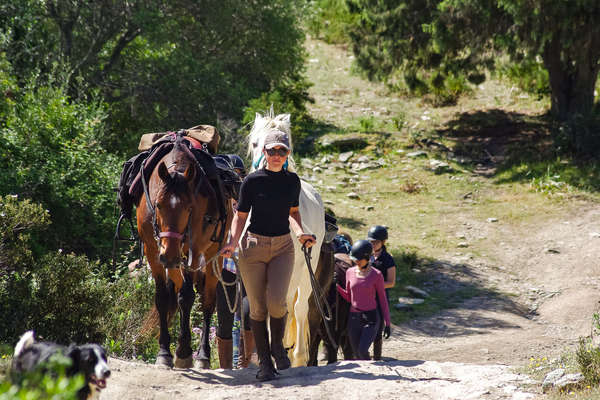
[237,168,301,236]
[370,247,395,281]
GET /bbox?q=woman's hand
[220,243,236,258]
[298,233,316,248]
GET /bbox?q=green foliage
[0,195,49,274]
[0,57,120,258]
[102,268,157,361]
[576,314,600,385]
[304,0,357,44]
[498,58,550,97]
[346,0,600,133]
[0,195,114,344]
[2,354,83,400]
[242,77,316,153]
[1,0,309,156]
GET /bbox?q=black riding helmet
[350,239,373,262]
[367,225,388,241]
[226,154,245,171]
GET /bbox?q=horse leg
[292,292,310,367]
[174,272,195,368]
[155,278,176,367]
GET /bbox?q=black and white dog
[12,331,111,400]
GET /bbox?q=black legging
[216,269,237,339]
[347,311,381,360]
[216,270,251,339]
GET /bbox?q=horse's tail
[140,283,178,337]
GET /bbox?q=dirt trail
[100,40,600,399]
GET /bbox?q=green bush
[304,0,357,44]
[102,268,157,361]
[2,354,83,400]
[0,57,120,259]
[576,313,600,384]
[498,58,550,97]
[242,77,316,153]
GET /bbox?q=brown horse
[136,134,231,368]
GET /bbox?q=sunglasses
[265,148,289,157]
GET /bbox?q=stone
[544,248,560,254]
[301,158,314,169]
[457,242,469,248]
[356,155,370,163]
[347,192,360,199]
[487,217,498,223]
[321,155,334,164]
[365,205,374,211]
[314,167,323,173]
[590,232,600,238]
[429,159,451,174]
[397,297,425,305]
[542,368,565,392]
[554,373,584,391]
[339,151,354,163]
[407,151,427,158]
[405,286,429,298]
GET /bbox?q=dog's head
[67,344,110,395]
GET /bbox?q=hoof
[174,355,194,369]
[155,352,174,368]
[193,358,210,369]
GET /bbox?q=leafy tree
[1,0,308,155]
[346,0,600,122]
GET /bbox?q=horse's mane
[247,109,297,172]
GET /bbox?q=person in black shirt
[366,225,396,361]
[220,128,315,381]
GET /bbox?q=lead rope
[302,243,338,350]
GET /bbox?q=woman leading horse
[221,127,316,381]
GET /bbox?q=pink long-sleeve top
[336,267,391,326]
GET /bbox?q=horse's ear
[158,162,170,183]
[184,163,196,183]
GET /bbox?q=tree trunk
[543,36,600,121]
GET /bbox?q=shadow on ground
[390,254,531,339]
[179,359,426,387]
[423,109,600,191]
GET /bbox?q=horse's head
[247,111,296,172]
[154,157,197,269]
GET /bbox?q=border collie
[12,331,111,400]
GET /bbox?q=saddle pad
[138,125,220,154]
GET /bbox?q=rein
[302,242,338,350]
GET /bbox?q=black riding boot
[250,319,276,381]
[269,315,291,370]
[372,337,382,361]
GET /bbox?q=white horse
[246,112,325,367]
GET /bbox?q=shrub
[102,268,157,361]
[576,313,600,384]
[2,354,83,400]
[242,76,316,153]
[304,0,357,44]
[0,58,120,259]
